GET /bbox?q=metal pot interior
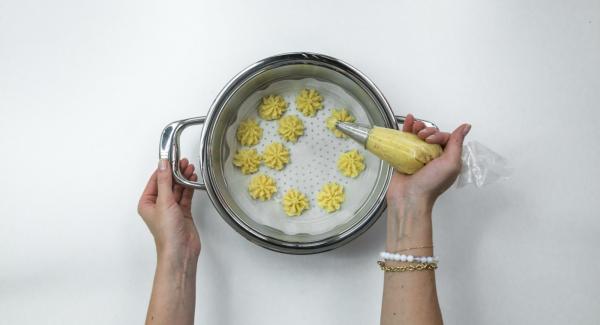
[202,54,395,253]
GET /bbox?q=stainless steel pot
[159,52,435,254]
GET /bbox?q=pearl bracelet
[379,252,439,264]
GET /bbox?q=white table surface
[1,0,599,324]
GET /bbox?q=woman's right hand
[382,114,460,325]
[387,114,471,205]
[384,114,470,252]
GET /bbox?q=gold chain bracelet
[377,261,438,272]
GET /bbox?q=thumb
[442,123,471,162]
[157,159,175,204]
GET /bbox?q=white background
[1,0,599,324]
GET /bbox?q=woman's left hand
[138,158,200,259]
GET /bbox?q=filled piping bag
[335,122,511,188]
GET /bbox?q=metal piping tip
[335,122,371,147]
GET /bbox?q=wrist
[385,195,434,253]
[386,187,436,207]
[154,231,201,259]
[156,248,199,283]
[157,242,200,265]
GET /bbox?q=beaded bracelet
[379,252,439,264]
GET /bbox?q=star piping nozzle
[335,121,371,147]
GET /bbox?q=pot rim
[200,52,397,254]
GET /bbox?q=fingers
[402,114,415,132]
[442,124,471,162]
[175,163,195,203]
[157,159,175,205]
[138,170,158,215]
[184,164,195,179]
[180,158,189,174]
[173,159,190,202]
[180,173,197,211]
[417,127,437,140]
[425,131,450,145]
[412,120,426,134]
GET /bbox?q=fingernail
[158,159,168,171]
[462,124,472,136]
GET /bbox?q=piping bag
[335,122,511,187]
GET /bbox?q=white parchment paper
[223,78,380,235]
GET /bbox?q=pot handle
[395,115,438,130]
[159,117,207,190]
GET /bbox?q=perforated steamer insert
[160,52,411,254]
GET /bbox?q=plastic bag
[456,141,512,188]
